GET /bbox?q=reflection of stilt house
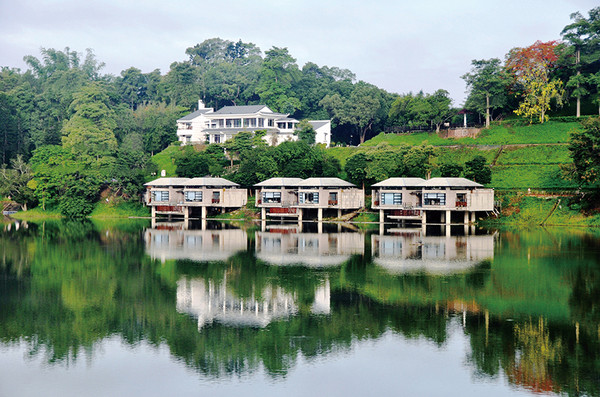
[371,178,425,222]
[254,177,303,220]
[295,177,364,221]
[371,232,494,274]
[255,231,364,267]
[144,177,247,219]
[144,228,248,262]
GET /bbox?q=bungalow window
[381,193,402,205]
[287,122,294,129]
[300,192,319,204]
[212,191,221,203]
[277,122,286,129]
[262,191,281,203]
[214,134,221,143]
[152,191,169,202]
[185,191,203,202]
[328,192,338,205]
[424,193,446,206]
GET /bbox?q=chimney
[161,170,166,177]
[198,99,205,109]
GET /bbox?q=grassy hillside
[363,121,580,147]
[149,144,180,178]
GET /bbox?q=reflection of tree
[509,317,562,393]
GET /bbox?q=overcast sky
[1,0,598,105]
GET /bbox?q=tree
[175,146,212,177]
[61,83,118,159]
[505,41,564,123]
[256,47,302,113]
[321,82,386,144]
[344,152,369,187]
[464,156,492,184]
[296,120,316,145]
[462,59,507,127]
[568,117,600,185]
[440,163,463,177]
[561,7,600,117]
[0,155,36,210]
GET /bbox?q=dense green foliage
[1,7,599,215]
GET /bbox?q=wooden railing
[456,201,467,207]
[268,207,297,214]
[391,209,421,217]
[212,199,220,204]
[155,206,183,213]
[328,200,338,206]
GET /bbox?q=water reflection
[145,222,248,262]
[372,228,495,274]
[255,229,364,267]
[177,276,330,328]
[1,220,599,396]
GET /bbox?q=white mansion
[176,101,331,147]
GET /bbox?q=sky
[0,0,598,105]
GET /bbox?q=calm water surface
[1,219,599,396]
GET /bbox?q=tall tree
[561,7,600,117]
[505,41,564,123]
[462,59,507,127]
[61,83,118,159]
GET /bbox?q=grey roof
[254,178,304,187]
[298,177,356,188]
[212,105,270,115]
[177,109,213,121]
[276,117,299,122]
[144,177,190,187]
[185,177,239,187]
[419,177,483,188]
[308,120,330,129]
[372,178,425,188]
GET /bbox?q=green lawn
[490,165,576,189]
[149,144,181,178]
[495,145,571,165]
[363,121,581,147]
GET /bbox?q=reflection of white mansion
[176,276,330,328]
[177,101,331,146]
[372,231,495,274]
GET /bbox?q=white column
[261,207,266,220]
[184,206,189,221]
[151,206,156,218]
[446,210,451,225]
[470,211,476,223]
[379,209,384,223]
[201,206,207,219]
[318,208,323,222]
[338,209,342,218]
[422,210,427,225]
[464,211,469,225]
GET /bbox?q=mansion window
[262,191,281,204]
[185,191,203,202]
[268,119,274,127]
[258,118,264,127]
[152,191,169,202]
[381,193,402,205]
[244,118,257,128]
[423,193,446,206]
[225,118,242,128]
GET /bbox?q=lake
[1,219,599,396]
